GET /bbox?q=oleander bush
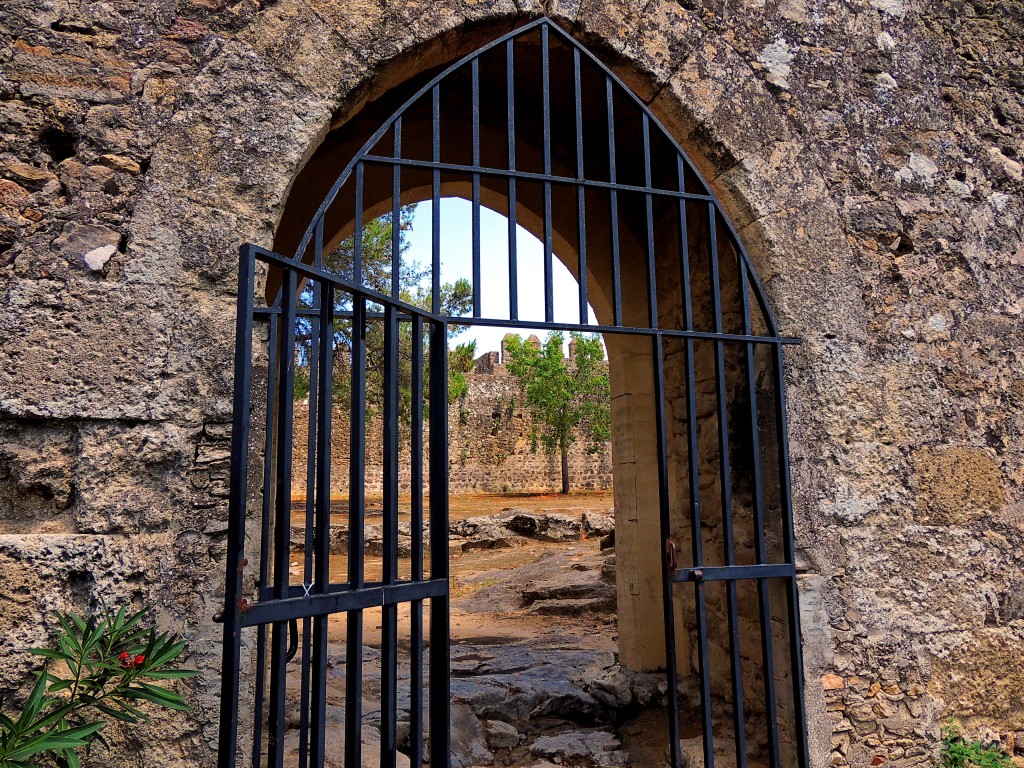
[0,606,196,767]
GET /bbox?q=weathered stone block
[912,446,1005,525]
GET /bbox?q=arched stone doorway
[220,18,809,768]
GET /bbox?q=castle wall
[289,355,613,497]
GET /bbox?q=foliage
[941,723,1013,768]
[503,331,610,494]
[295,205,473,432]
[0,606,196,768]
[448,340,478,404]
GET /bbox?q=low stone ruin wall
[291,367,613,497]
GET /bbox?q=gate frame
[219,17,809,768]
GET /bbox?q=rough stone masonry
[290,346,614,496]
[0,1,1022,767]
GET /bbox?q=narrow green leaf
[144,669,199,680]
[27,648,71,662]
[62,746,82,768]
[6,722,103,760]
[92,703,140,723]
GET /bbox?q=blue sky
[403,199,598,354]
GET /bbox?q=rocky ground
[281,499,711,768]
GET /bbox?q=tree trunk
[561,446,570,495]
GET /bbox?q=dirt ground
[291,490,615,522]
[279,491,706,768]
[287,491,618,648]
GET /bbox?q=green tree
[295,205,472,433]
[503,331,611,494]
[448,340,477,403]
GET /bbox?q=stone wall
[0,2,1021,767]
[289,351,613,497]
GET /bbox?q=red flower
[119,651,132,668]
[133,655,146,668]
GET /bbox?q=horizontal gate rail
[243,580,449,626]
[673,564,797,582]
[250,244,443,323]
[253,305,799,345]
[359,154,722,201]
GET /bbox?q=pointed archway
[221,17,809,768]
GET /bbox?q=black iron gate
[220,17,809,768]
[219,247,451,768]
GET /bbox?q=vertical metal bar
[252,625,267,768]
[354,162,365,285]
[428,320,450,768]
[677,157,692,332]
[410,314,425,768]
[694,579,715,768]
[573,47,588,325]
[674,177,715,765]
[676,161,714,766]
[506,39,519,322]
[269,267,297,768]
[306,235,322,580]
[392,118,402,300]
[253,313,279,768]
[606,75,622,326]
[542,24,554,323]
[381,304,400,768]
[707,205,747,768]
[471,58,482,319]
[298,278,319,768]
[260,316,280,595]
[739,261,781,768]
[643,114,657,329]
[217,244,255,768]
[653,334,682,768]
[310,284,334,768]
[314,218,324,271]
[774,343,811,768]
[346,296,367,768]
[432,85,441,315]
[681,315,714,767]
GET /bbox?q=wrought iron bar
[217,244,255,768]
[359,154,718,203]
[309,283,334,768]
[774,343,811,768]
[428,322,451,768]
[432,84,441,316]
[410,314,425,768]
[257,306,800,344]
[643,113,657,328]
[739,257,782,768]
[392,119,402,300]
[381,305,400,768]
[606,75,622,326]
[298,280,319,768]
[542,23,554,323]
[506,39,519,321]
[268,267,297,768]
[354,162,364,284]
[345,296,367,768]
[241,580,449,626]
[573,46,588,325]
[653,334,682,768]
[706,204,748,768]
[472,58,482,319]
[252,312,279,768]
